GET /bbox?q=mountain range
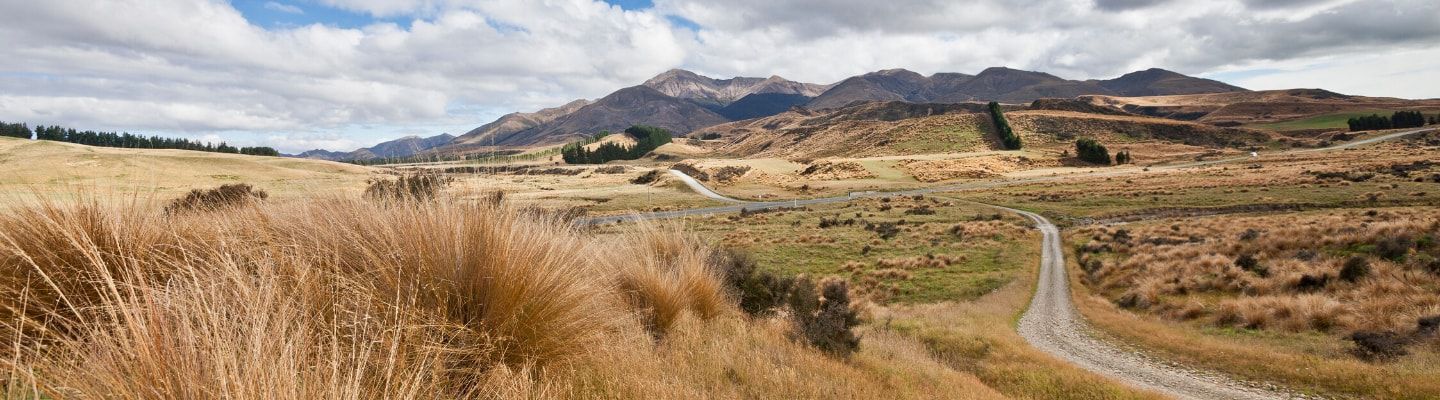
[297,133,455,161]
[294,66,1246,160]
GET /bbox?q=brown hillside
[1085,89,1440,125]
[704,102,1270,159]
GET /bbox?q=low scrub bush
[164,183,268,214]
[713,249,792,317]
[1349,331,1410,361]
[789,277,861,357]
[1340,256,1371,283]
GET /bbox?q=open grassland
[670,196,1037,304]
[959,137,1440,224]
[1065,208,1440,399]
[0,136,376,200]
[0,137,722,215]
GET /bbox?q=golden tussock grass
[0,193,1019,398]
[1070,207,1440,398]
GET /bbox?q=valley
[5,66,1439,400]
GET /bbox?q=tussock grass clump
[364,171,454,201]
[0,195,735,397]
[164,183,268,214]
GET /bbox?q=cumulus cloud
[0,0,1435,152]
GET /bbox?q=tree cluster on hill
[561,125,673,164]
[1349,111,1428,132]
[0,121,32,139]
[1390,111,1426,129]
[1075,138,1111,165]
[4,121,279,156]
[987,102,1022,150]
[1429,115,1438,125]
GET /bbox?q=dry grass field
[1065,208,1440,399]
[0,136,376,200]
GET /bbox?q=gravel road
[1003,206,1300,400]
[582,127,1434,398]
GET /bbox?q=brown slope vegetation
[1085,89,1440,125]
[701,103,1270,160]
[1068,208,1440,398]
[448,99,593,150]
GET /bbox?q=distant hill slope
[1084,89,1440,125]
[807,67,1244,109]
[717,93,813,120]
[487,85,732,147]
[452,99,592,148]
[297,133,455,161]
[0,136,372,199]
[699,102,1269,159]
[1093,68,1246,96]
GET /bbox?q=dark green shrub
[1340,256,1371,283]
[1075,138,1111,165]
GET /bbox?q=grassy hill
[0,136,374,200]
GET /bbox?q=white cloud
[0,0,1435,153]
[263,1,303,14]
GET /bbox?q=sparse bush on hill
[164,183,268,214]
[1074,138,1111,165]
[1114,150,1132,164]
[364,171,453,202]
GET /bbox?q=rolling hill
[697,101,1270,159]
[0,136,373,199]
[1084,89,1440,126]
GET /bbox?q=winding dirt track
[1001,206,1294,399]
[586,127,1434,398]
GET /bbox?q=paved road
[666,170,746,203]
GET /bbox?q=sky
[0,0,1437,153]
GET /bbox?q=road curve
[667,170,747,203]
[1000,206,1295,400]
